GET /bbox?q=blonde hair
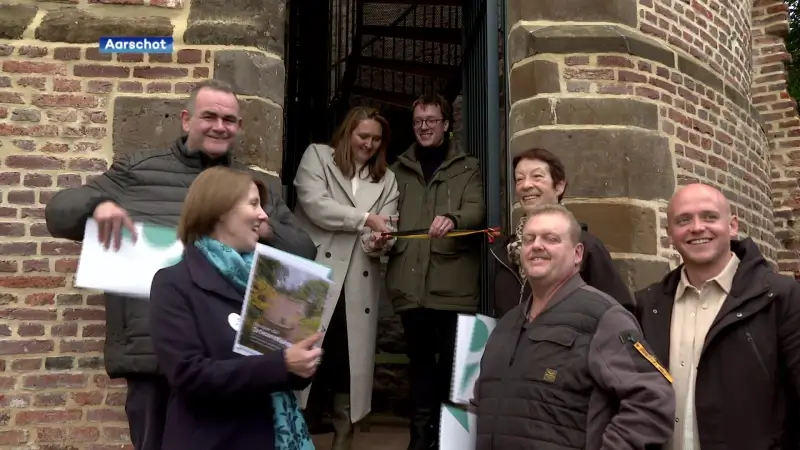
[178,166,267,245]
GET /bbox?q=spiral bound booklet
[233,243,335,356]
[450,313,497,405]
[439,404,477,450]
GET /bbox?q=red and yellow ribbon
[382,227,502,243]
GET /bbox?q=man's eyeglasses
[413,118,443,129]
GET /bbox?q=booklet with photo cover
[233,243,335,356]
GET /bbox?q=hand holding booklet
[232,243,335,356]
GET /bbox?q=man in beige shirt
[635,183,800,450]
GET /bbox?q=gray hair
[525,203,582,245]
[186,79,238,114]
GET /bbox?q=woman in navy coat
[149,167,323,450]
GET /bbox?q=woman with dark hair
[293,106,399,450]
[149,166,321,450]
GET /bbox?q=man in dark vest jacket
[44,79,317,450]
[472,204,675,450]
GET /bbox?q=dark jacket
[385,140,486,312]
[43,137,317,379]
[149,245,311,450]
[473,274,675,450]
[490,224,634,318]
[635,238,800,450]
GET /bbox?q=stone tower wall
[0,0,286,447]
[505,0,798,289]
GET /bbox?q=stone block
[35,7,173,43]
[0,4,38,40]
[509,60,560,104]
[510,128,675,201]
[507,0,637,30]
[565,202,659,255]
[510,98,554,135]
[112,97,284,172]
[184,0,285,55]
[508,24,675,68]
[214,50,285,107]
[554,97,658,130]
[612,257,671,293]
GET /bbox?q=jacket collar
[183,244,245,304]
[520,272,586,321]
[170,136,234,170]
[397,137,467,178]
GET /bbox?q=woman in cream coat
[293,106,399,450]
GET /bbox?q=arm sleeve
[293,145,367,232]
[778,281,800,421]
[44,156,132,241]
[446,168,485,230]
[361,174,400,257]
[261,182,318,260]
[587,305,676,450]
[149,271,293,402]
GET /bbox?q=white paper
[74,219,184,298]
[439,404,477,450]
[450,313,497,405]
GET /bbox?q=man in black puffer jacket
[44,79,317,450]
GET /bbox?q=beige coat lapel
[321,152,357,207]
[323,154,386,211]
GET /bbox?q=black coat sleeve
[580,231,635,314]
[149,269,295,402]
[44,155,133,242]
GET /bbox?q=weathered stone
[0,4,38,40]
[509,60,560,104]
[507,0,637,27]
[555,97,658,130]
[214,50,285,106]
[509,98,554,135]
[565,202,659,255]
[510,128,675,201]
[508,24,675,68]
[612,258,671,293]
[112,96,283,173]
[184,0,285,55]
[677,55,723,92]
[35,7,173,43]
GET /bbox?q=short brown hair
[330,106,390,182]
[178,166,267,245]
[525,204,582,245]
[186,79,238,114]
[412,92,451,122]
[513,148,568,202]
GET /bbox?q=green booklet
[450,313,497,405]
[233,243,334,355]
[439,404,476,449]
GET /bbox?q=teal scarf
[194,237,315,450]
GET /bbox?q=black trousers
[317,292,351,394]
[125,374,170,450]
[401,308,458,430]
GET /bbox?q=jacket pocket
[745,330,770,379]
[521,327,580,384]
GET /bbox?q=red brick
[0,430,27,445]
[149,53,172,63]
[0,172,21,185]
[23,173,53,188]
[61,339,104,353]
[54,258,78,273]
[118,81,143,93]
[175,82,197,94]
[82,324,106,337]
[25,293,55,306]
[6,154,65,170]
[0,91,24,103]
[0,242,35,256]
[193,67,210,78]
[146,81,172,93]
[0,339,53,355]
[40,142,70,153]
[151,0,184,7]
[17,76,46,90]
[18,323,45,337]
[87,80,113,93]
[41,241,82,255]
[7,190,35,204]
[0,44,13,56]
[85,47,113,61]
[0,222,25,236]
[53,78,82,92]
[33,93,99,108]
[11,358,42,370]
[37,427,66,442]
[23,374,88,390]
[2,61,66,75]
[0,260,17,272]
[52,323,78,337]
[71,426,101,442]
[54,47,81,61]
[71,391,104,406]
[133,66,188,79]
[0,276,66,289]
[118,53,143,63]
[15,410,82,425]
[18,45,48,58]
[177,49,202,64]
[74,65,130,78]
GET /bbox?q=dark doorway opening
[282,0,505,425]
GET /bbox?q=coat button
[365,308,370,314]
[363,270,368,277]
[736,312,743,318]
[653,309,658,314]
[325,252,331,258]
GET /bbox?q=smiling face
[181,87,242,158]
[350,118,383,165]
[520,212,583,284]
[412,103,448,148]
[667,184,738,270]
[212,182,268,253]
[514,158,565,213]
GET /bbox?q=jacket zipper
[745,331,769,378]
[489,247,527,307]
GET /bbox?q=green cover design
[460,316,492,394]
[447,406,470,432]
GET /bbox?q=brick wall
[506,0,795,290]
[751,0,800,277]
[0,0,285,447]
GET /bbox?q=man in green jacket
[385,93,486,449]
